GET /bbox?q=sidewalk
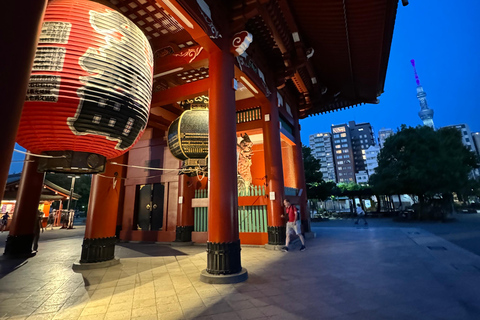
[1,226,480,319]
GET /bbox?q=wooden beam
[156,0,217,52]
[235,97,261,110]
[147,116,169,131]
[153,45,209,75]
[151,78,210,108]
[150,106,180,123]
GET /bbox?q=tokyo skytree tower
[411,59,434,129]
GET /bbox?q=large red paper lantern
[17,0,153,173]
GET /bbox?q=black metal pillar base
[4,234,34,256]
[206,240,242,275]
[201,239,247,284]
[175,226,194,242]
[80,237,116,263]
[267,226,286,245]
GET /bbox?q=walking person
[33,210,44,252]
[354,204,368,226]
[46,209,55,230]
[0,212,10,232]
[281,199,306,252]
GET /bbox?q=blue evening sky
[8,1,480,174]
[300,0,480,144]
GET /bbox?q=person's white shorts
[286,221,301,235]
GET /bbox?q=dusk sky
[8,1,479,174]
[300,0,480,144]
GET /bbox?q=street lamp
[66,175,80,229]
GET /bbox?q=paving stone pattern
[1,226,480,319]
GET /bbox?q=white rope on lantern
[14,149,67,159]
[109,162,181,172]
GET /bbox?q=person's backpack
[295,206,301,220]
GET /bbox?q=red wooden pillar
[292,116,309,232]
[4,155,45,255]
[0,1,47,203]
[79,155,127,264]
[200,48,247,283]
[262,95,286,245]
[175,174,195,242]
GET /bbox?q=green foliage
[302,146,336,200]
[336,182,373,198]
[370,125,479,199]
[302,146,323,183]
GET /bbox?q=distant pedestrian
[354,204,368,226]
[46,210,55,230]
[281,199,306,252]
[33,210,44,252]
[67,210,74,229]
[61,210,68,229]
[0,212,10,232]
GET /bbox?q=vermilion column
[4,155,45,255]
[0,1,47,203]
[201,48,247,283]
[80,155,127,264]
[292,116,309,232]
[175,174,195,242]
[262,95,286,245]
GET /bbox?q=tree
[336,182,373,211]
[301,146,335,200]
[370,125,479,218]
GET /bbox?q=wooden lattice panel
[109,0,183,40]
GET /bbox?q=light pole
[66,175,80,229]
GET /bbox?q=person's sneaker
[281,247,289,252]
[300,245,306,252]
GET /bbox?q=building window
[340,133,347,137]
[335,145,341,149]
[337,155,343,159]
[338,161,344,165]
[336,150,342,154]
[342,144,348,147]
[334,134,340,138]
[343,150,349,153]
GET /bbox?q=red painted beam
[154,45,208,75]
[151,78,210,108]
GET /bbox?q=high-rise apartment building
[472,132,480,157]
[309,133,336,182]
[349,121,375,174]
[443,124,479,180]
[365,145,381,177]
[331,121,375,183]
[378,128,394,148]
[443,124,477,153]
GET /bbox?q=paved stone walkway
[1,226,480,319]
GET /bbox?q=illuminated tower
[411,59,434,129]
